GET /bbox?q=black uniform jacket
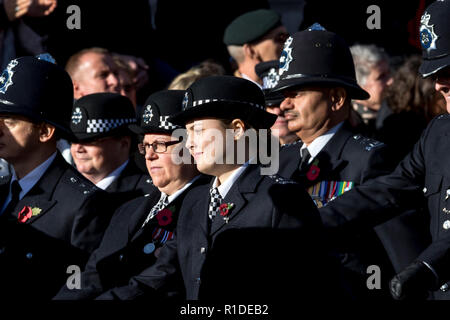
[320,114,450,298]
[277,121,429,298]
[54,174,211,300]
[88,164,344,301]
[104,159,154,205]
[0,152,115,299]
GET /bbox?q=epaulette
[66,175,99,195]
[351,134,385,151]
[437,114,450,120]
[145,177,154,186]
[268,174,297,184]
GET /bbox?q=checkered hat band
[86,118,136,133]
[159,116,180,130]
[191,99,265,111]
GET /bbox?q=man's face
[266,104,297,143]
[253,26,289,61]
[185,119,230,176]
[434,66,450,113]
[358,60,393,111]
[280,87,332,137]
[74,52,120,99]
[0,115,42,164]
[71,136,129,182]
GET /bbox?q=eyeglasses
[138,138,182,155]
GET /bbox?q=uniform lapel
[129,191,162,242]
[210,165,261,236]
[12,153,66,224]
[296,123,353,187]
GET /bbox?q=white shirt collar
[1,152,57,214]
[95,160,129,190]
[301,122,344,163]
[159,174,202,204]
[213,160,251,199]
[240,73,263,89]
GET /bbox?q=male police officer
[319,0,450,300]
[0,55,113,299]
[223,9,289,87]
[70,92,152,202]
[271,24,400,299]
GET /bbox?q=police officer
[255,60,299,146]
[0,55,113,299]
[223,9,289,87]
[54,90,209,300]
[70,92,152,203]
[81,76,341,300]
[271,24,401,299]
[319,0,450,300]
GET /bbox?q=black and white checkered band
[86,118,136,133]
[191,99,265,111]
[159,116,180,130]
[208,187,222,220]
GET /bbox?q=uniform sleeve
[70,190,116,254]
[319,117,435,230]
[95,232,181,300]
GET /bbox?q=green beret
[223,9,281,46]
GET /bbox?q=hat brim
[419,55,450,78]
[0,101,75,140]
[128,124,175,135]
[169,101,277,129]
[271,77,370,100]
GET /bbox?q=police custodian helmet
[0,54,74,139]
[418,0,450,77]
[271,23,369,100]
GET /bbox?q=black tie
[299,148,311,172]
[2,180,22,217]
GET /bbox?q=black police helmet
[0,55,74,139]
[271,24,370,100]
[418,0,450,77]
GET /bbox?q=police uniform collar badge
[420,12,439,51]
[0,59,18,94]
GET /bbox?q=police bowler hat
[169,75,276,129]
[70,92,136,142]
[0,55,74,138]
[271,24,370,100]
[129,90,184,135]
[418,0,450,77]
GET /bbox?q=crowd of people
[0,0,449,304]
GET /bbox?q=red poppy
[220,203,234,216]
[306,164,320,181]
[156,208,173,226]
[18,206,33,223]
